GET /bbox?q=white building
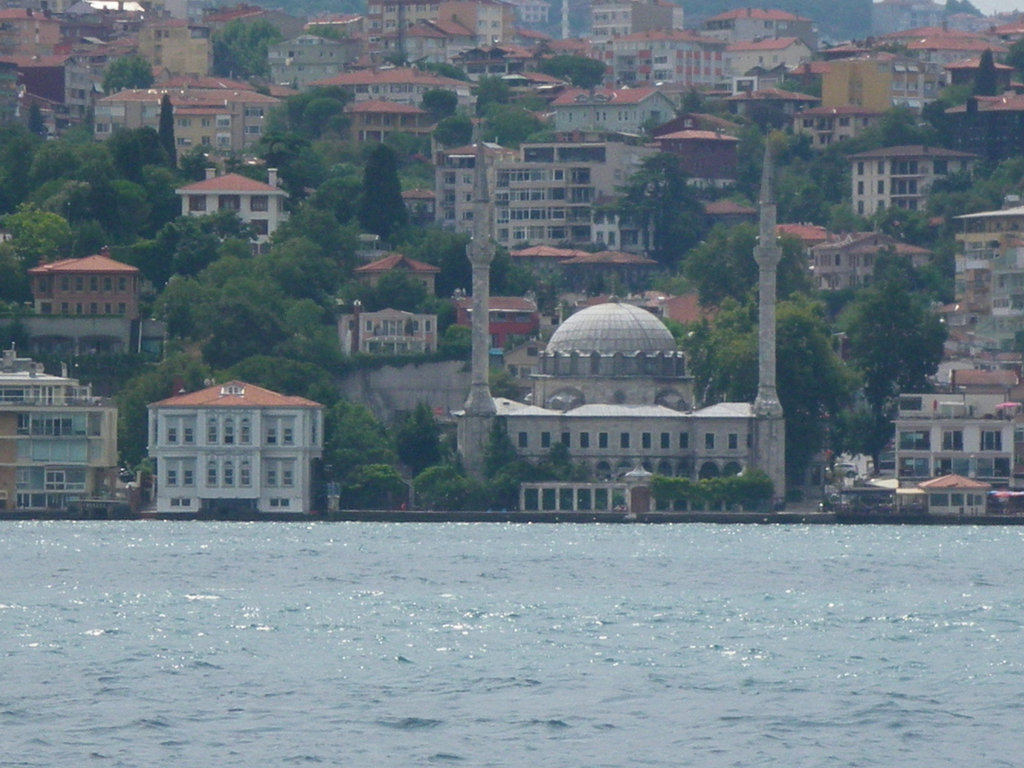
[148,380,324,516]
[176,168,289,245]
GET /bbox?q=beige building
[493,135,657,249]
[702,7,816,50]
[268,34,359,90]
[821,53,943,113]
[137,19,212,78]
[94,87,280,153]
[793,105,883,148]
[344,100,434,143]
[435,142,519,235]
[850,144,977,216]
[0,347,118,512]
[590,0,685,43]
[176,169,289,245]
[337,308,438,355]
[601,29,726,90]
[724,37,811,80]
[811,232,931,290]
[310,67,474,109]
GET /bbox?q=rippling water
[3,522,1024,767]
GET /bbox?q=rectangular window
[167,426,177,444]
[183,469,194,486]
[981,430,1003,451]
[207,463,217,485]
[267,426,277,444]
[250,195,269,211]
[207,419,218,443]
[660,433,670,449]
[224,462,234,486]
[166,468,177,486]
[283,427,294,445]
[541,431,551,448]
[942,430,963,450]
[641,432,651,449]
[518,431,528,448]
[183,427,194,444]
[728,433,738,450]
[705,433,715,450]
[898,430,930,450]
[620,432,630,448]
[240,463,251,486]
[580,432,590,449]
[224,420,234,444]
[679,433,689,449]
[267,467,277,486]
[598,432,608,448]
[283,467,294,487]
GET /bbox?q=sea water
[2,522,1023,767]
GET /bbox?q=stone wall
[336,359,471,425]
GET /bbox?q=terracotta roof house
[454,295,539,347]
[148,380,324,516]
[309,67,474,108]
[655,129,739,187]
[344,100,434,143]
[551,87,675,133]
[917,474,991,516]
[355,252,440,294]
[704,199,756,227]
[810,232,931,291]
[793,105,884,149]
[176,169,288,246]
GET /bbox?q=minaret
[457,129,497,475]
[752,143,786,503]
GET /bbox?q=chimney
[205,167,216,180]
[100,245,110,256]
[268,167,278,187]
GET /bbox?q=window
[250,195,269,212]
[981,430,1003,451]
[166,468,177,486]
[705,433,715,450]
[518,431,528,448]
[580,432,590,449]
[679,433,689,449]
[183,427,194,444]
[541,431,551,448]
[598,432,608,449]
[183,469,194,487]
[207,418,218,443]
[283,427,294,445]
[267,426,277,444]
[267,467,278,486]
[240,418,250,443]
[561,432,570,446]
[167,426,178,444]
[660,433,670,449]
[898,430,929,450]
[641,433,651,449]
[728,433,738,450]
[188,195,206,212]
[942,430,963,450]
[224,461,234,486]
[240,461,251,486]
[207,462,217,485]
[224,420,235,444]
[620,432,630,448]
[283,467,294,487]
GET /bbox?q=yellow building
[821,53,942,113]
[138,19,212,78]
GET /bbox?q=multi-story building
[893,391,1017,487]
[792,105,884,149]
[654,129,739,187]
[590,0,684,43]
[268,34,359,90]
[953,202,1024,351]
[309,67,474,109]
[820,53,943,113]
[147,380,324,516]
[810,232,931,290]
[947,94,1024,164]
[724,37,811,80]
[871,0,944,37]
[0,8,62,57]
[905,32,1006,68]
[491,135,657,249]
[550,87,675,133]
[601,29,726,90]
[137,19,212,78]
[435,141,519,235]
[28,249,141,320]
[176,168,289,246]
[701,7,817,51]
[454,295,539,347]
[94,87,280,153]
[0,347,118,512]
[354,252,441,294]
[508,0,550,25]
[849,144,977,216]
[337,308,438,355]
[344,100,434,143]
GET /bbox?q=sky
[972,0,1024,14]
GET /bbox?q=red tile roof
[848,144,978,160]
[559,250,657,265]
[704,199,756,216]
[706,7,809,22]
[509,245,587,259]
[28,253,139,275]
[151,380,322,408]
[917,474,991,490]
[726,36,806,52]
[356,252,440,274]
[176,172,284,193]
[551,87,663,107]
[658,129,739,142]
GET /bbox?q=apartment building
[268,34,359,90]
[792,105,883,148]
[820,53,943,113]
[701,7,817,51]
[137,19,212,78]
[337,308,438,354]
[0,347,118,512]
[601,29,726,89]
[849,144,977,216]
[551,87,675,133]
[590,0,684,43]
[176,168,289,245]
[94,87,280,153]
[492,136,656,249]
[435,141,519,235]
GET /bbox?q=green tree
[617,153,706,266]
[358,143,407,239]
[212,19,283,79]
[0,203,73,267]
[414,464,481,510]
[395,402,443,475]
[420,89,458,122]
[433,114,473,147]
[323,400,396,482]
[537,54,606,89]
[342,464,408,509]
[474,76,511,116]
[483,104,543,147]
[843,265,946,461]
[102,55,154,94]
[158,94,176,167]
[974,48,998,96]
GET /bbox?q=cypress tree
[358,143,407,240]
[975,48,998,96]
[158,93,177,167]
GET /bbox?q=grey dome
[546,303,677,355]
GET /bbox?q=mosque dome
[546,302,677,355]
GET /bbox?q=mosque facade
[456,146,787,504]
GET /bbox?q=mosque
[456,140,787,504]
